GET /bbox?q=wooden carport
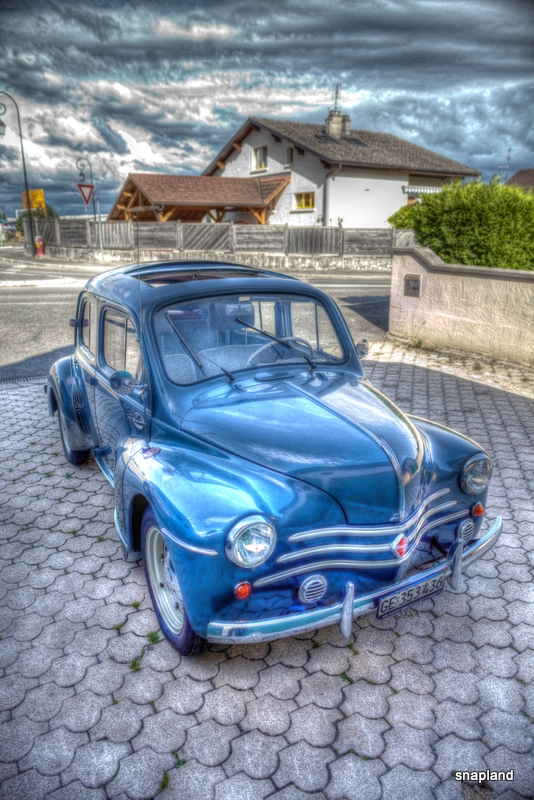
[107,173,290,224]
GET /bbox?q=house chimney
[325,109,342,139]
[342,114,351,137]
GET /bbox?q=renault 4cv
[47,261,501,655]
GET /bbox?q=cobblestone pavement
[0,346,533,800]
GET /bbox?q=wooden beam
[159,207,175,223]
[247,207,266,225]
[116,205,127,210]
[216,209,225,222]
[322,160,331,169]
[217,161,226,172]
[296,146,305,155]
[123,191,133,197]
[251,124,260,131]
[207,211,218,223]
[232,142,242,153]
[272,134,281,142]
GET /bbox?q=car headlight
[225,516,277,569]
[460,454,492,495]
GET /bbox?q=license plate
[377,573,445,618]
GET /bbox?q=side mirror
[110,370,135,396]
[356,339,369,359]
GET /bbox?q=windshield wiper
[166,313,235,383]
[235,317,316,371]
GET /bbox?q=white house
[204,112,479,228]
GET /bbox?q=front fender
[48,356,94,451]
[118,434,345,637]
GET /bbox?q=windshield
[154,292,345,384]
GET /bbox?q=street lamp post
[0,91,36,257]
[76,156,96,221]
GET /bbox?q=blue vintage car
[47,261,502,655]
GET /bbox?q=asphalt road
[0,248,391,381]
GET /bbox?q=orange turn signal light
[472,503,484,517]
[234,582,252,600]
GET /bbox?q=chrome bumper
[206,516,502,644]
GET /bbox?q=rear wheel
[141,506,207,656]
[57,405,90,465]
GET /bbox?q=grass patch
[410,339,423,349]
[174,758,186,768]
[65,472,72,478]
[132,601,141,609]
[473,362,482,371]
[147,631,160,645]
[129,656,142,671]
[347,644,359,654]
[97,535,105,542]
[114,622,125,631]
[159,772,169,792]
[111,698,118,705]
[340,672,354,684]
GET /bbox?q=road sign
[22,188,46,212]
[77,183,94,207]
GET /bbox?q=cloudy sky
[0,0,532,217]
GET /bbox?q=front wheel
[57,405,90,465]
[141,506,207,656]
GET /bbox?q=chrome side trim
[262,509,468,585]
[288,488,450,541]
[206,517,502,644]
[95,455,114,487]
[161,526,219,556]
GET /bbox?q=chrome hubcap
[145,525,184,634]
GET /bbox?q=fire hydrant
[35,236,45,257]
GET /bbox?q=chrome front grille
[254,489,469,588]
[298,575,327,604]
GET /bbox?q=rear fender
[48,356,94,450]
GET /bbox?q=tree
[388,178,534,270]
[16,203,59,234]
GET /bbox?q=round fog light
[234,582,252,600]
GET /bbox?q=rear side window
[102,309,142,379]
[80,299,97,355]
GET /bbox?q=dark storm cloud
[0,0,532,215]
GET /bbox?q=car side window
[80,299,97,355]
[102,309,143,380]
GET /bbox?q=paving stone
[335,713,389,758]
[324,752,385,800]
[138,638,181,673]
[483,746,534,798]
[11,644,62,678]
[286,704,342,747]
[213,655,265,690]
[379,764,439,800]
[433,735,489,781]
[197,684,255,725]
[382,722,437,770]
[181,719,240,766]
[50,690,110,732]
[386,690,437,729]
[215,772,275,800]
[434,668,479,704]
[340,680,392,719]
[470,619,513,648]
[346,650,393,684]
[274,741,334,793]
[56,597,99,624]
[106,746,175,800]
[469,595,508,622]
[19,726,87,775]
[157,760,225,800]
[480,709,534,754]
[76,659,129,696]
[62,740,132,788]
[0,715,48,761]
[41,653,95,687]
[90,602,129,630]
[389,660,435,694]
[305,643,350,675]
[115,665,168,704]
[120,608,158,636]
[477,675,524,713]
[0,636,29,669]
[431,641,476,673]
[265,638,313,668]
[511,623,534,652]
[354,625,396,656]
[90,697,152,743]
[241,694,297,735]
[66,626,114,658]
[0,768,59,800]
[46,780,107,800]
[433,700,483,740]
[12,682,74,722]
[390,632,434,664]
[225,730,287,779]
[254,663,306,700]
[132,708,195,753]
[156,675,210,714]
[295,671,345,710]
[513,649,534,683]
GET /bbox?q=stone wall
[389,246,534,366]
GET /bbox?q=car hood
[180,372,426,524]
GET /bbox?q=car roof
[84,260,317,318]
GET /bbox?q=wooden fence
[26,219,405,256]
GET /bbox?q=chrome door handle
[130,411,145,429]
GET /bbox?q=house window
[254,146,268,170]
[295,192,315,210]
[286,147,294,166]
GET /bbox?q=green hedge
[388,178,534,270]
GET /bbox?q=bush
[388,178,534,270]
[16,203,59,234]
